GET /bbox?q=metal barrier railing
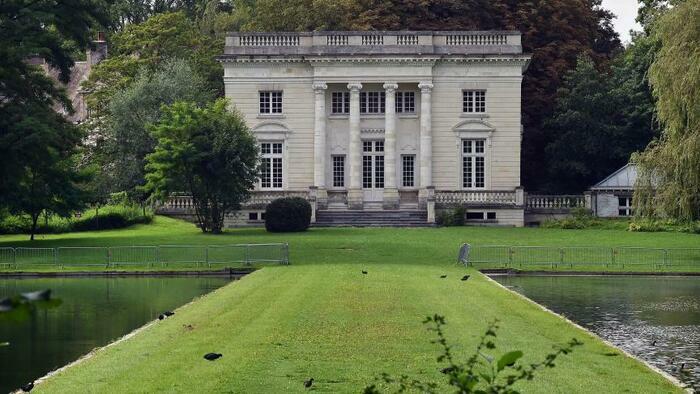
[460,244,700,270]
[0,243,290,269]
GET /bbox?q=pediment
[452,119,495,133]
[252,121,292,137]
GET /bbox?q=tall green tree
[544,52,658,192]
[635,0,700,221]
[104,59,214,201]
[82,11,223,120]
[0,0,108,239]
[145,99,259,233]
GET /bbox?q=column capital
[312,81,328,92]
[382,82,399,93]
[347,82,363,92]
[418,81,434,93]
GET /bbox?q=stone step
[314,210,430,227]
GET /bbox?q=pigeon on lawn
[361,270,368,275]
[304,378,314,388]
[164,311,175,317]
[440,275,447,279]
[204,352,222,361]
[20,382,34,392]
[461,275,470,281]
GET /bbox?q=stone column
[382,82,399,209]
[418,82,434,206]
[347,82,363,210]
[312,81,328,208]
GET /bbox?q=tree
[145,99,259,233]
[544,33,660,193]
[0,0,108,239]
[82,11,223,121]
[105,59,214,200]
[634,0,700,221]
[241,0,360,31]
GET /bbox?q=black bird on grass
[158,314,165,320]
[361,270,368,275]
[461,275,470,281]
[304,378,314,388]
[164,311,175,317]
[440,275,447,279]
[204,352,222,361]
[20,382,34,392]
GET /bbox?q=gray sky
[602,0,642,43]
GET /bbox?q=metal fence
[0,243,289,269]
[460,244,700,270]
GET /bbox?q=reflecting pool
[492,275,700,391]
[0,276,232,393]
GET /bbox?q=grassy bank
[35,264,681,393]
[0,216,698,272]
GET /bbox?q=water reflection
[0,276,231,393]
[493,275,700,391]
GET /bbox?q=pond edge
[482,272,690,392]
[16,270,253,393]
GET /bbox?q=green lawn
[35,264,681,393]
[0,215,698,271]
[3,217,695,392]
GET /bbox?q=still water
[0,276,232,393]
[492,275,700,391]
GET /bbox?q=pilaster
[347,82,363,210]
[383,82,399,209]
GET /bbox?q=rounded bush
[265,197,312,232]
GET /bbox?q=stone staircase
[314,210,431,227]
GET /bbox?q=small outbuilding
[590,164,637,218]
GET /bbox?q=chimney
[88,31,108,66]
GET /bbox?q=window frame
[462,139,486,189]
[259,91,283,115]
[360,91,386,114]
[259,141,284,190]
[331,91,350,115]
[396,91,416,114]
[618,196,633,217]
[332,155,346,188]
[401,154,416,188]
[462,90,487,114]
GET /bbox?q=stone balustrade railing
[157,191,310,214]
[223,31,523,57]
[526,195,586,209]
[435,190,519,206]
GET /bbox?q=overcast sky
[602,0,642,43]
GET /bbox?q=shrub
[436,211,452,227]
[452,206,466,226]
[0,204,153,235]
[265,197,312,233]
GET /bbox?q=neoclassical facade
[219,31,531,226]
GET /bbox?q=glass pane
[363,156,372,188]
[375,155,384,188]
[475,157,485,188]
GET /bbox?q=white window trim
[462,89,487,114]
[400,154,416,189]
[453,120,494,190]
[461,139,487,190]
[331,154,347,190]
[259,90,283,115]
[258,140,286,191]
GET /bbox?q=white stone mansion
[216,31,531,226]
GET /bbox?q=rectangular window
[374,155,384,188]
[362,155,373,188]
[360,91,386,114]
[462,90,486,113]
[396,91,416,113]
[248,212,258,221]
[259,91,283,114]
[466,212,485,220]
[332,155,345,188]
[402,155,415,187]
[618,196,633,217]
[462,139,486,189]
[260,142,283,189]
[331,92,350,114]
